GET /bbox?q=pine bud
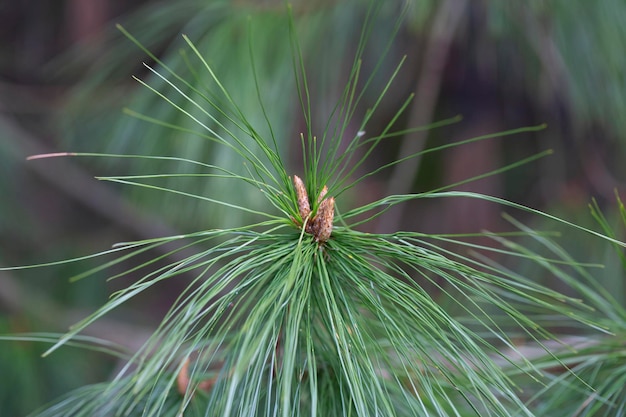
[293,175,311,220]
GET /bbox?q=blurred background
[1,0,625,414]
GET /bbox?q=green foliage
[56,0,626,230]
[59,0,404,230]
[3,2,626,416]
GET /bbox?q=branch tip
[26,152,76,161]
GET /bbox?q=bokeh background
[1,0,625,414]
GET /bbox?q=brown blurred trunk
[66,0,109,43]
[440,114,503,240]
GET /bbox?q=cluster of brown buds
[292,175,334,243]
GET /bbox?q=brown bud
[293,175,310,220]
[317,185,328,203]
[177,357,191,395]
[177,356,217,397]
[312,196,334,243]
